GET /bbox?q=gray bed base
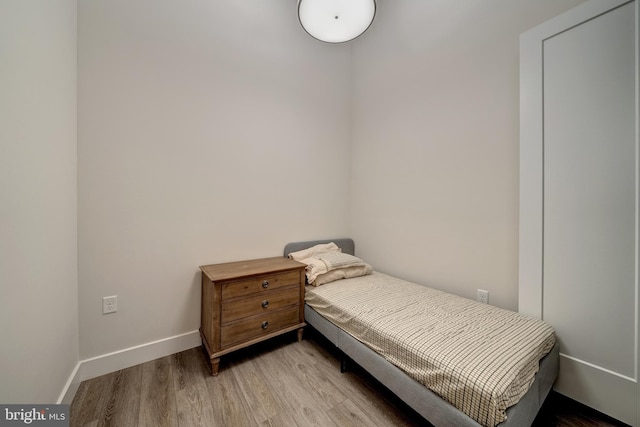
[284,238,559,427]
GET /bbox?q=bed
[284,238,559,427]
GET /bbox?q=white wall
[350,0,585,310]
[0,0,79,403]
[78,0,352,359]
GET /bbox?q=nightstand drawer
[221,270,300,299]
[220,306,300,348]
[221,285,299,324]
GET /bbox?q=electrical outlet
[477,289,489,304]
[102,295,118,314]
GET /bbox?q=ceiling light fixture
[298,0,376,43]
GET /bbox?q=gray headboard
[284,238,355,257]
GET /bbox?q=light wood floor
[70,329,628,427]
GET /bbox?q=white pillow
[312,264,373,286]
[288,242,341,261]
[298,252,370,284]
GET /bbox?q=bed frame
[284,238,559,427]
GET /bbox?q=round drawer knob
[261,321,269,329]
[261,300,269,308]
[262,280,269,288]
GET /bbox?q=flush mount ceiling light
[298,0,376,43]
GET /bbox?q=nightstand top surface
[200,256,305,282]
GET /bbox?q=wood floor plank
[275,338,348,411]
[339,370,422,427]
[172,349,216,427]
[296,331,342,371]
[252,343,338,426]
[259,412,299,427]
[101,365,143,427]
[226,353,279,424]
[138,356,177,427]
[204,358,255,426]
[70,372,116,427]
[327,397,379,427]
[302,331,423,427]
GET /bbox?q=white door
[519,0,639,424]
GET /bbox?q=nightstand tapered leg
[297,327,304,342]
[210,358,220,376]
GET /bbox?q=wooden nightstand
[199,257,306,375]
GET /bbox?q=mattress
[305,272,556,427]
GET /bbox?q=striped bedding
[305,272,556,427]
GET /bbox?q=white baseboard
[554,353,637,426]
[57,361,81,404]
[58,330,201,404]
